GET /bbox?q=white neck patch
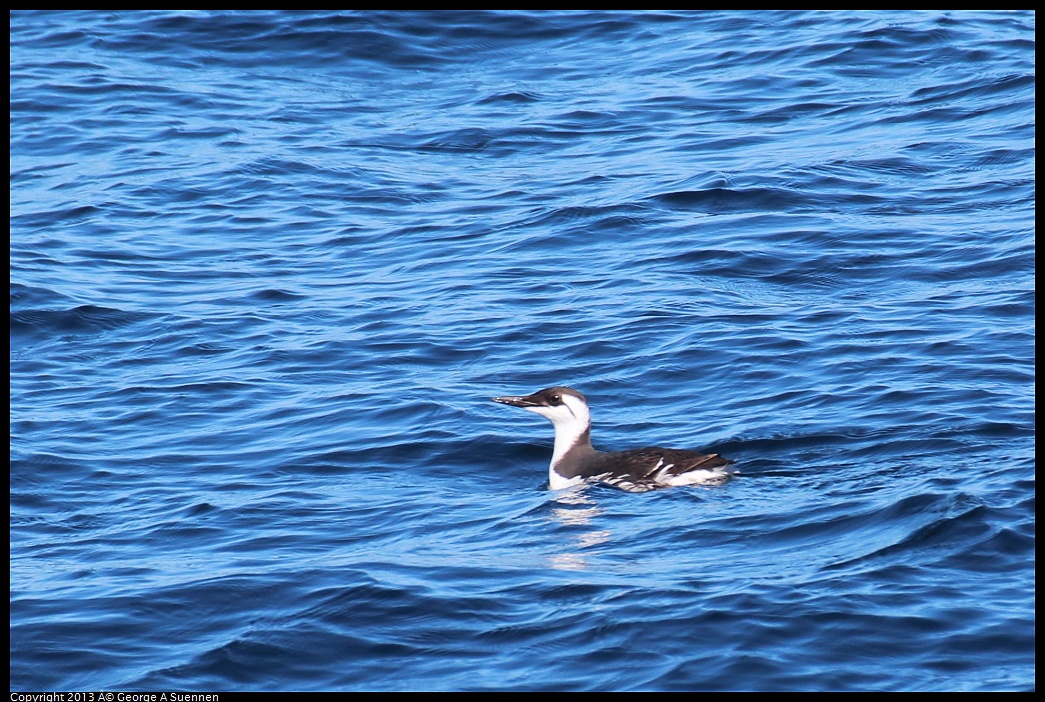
[524,393,591,470]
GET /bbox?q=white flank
[660,469,731,486]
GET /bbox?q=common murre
[492,386,733,492]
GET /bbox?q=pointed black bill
[491,394,541,408]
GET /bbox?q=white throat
[524,393,592,489]
[549,414,589,467]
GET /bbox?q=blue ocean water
[9,10,1034,692]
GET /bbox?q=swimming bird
[492,386,733,492]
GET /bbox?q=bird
[491,386,733,492]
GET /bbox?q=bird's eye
[551,394,561,404]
